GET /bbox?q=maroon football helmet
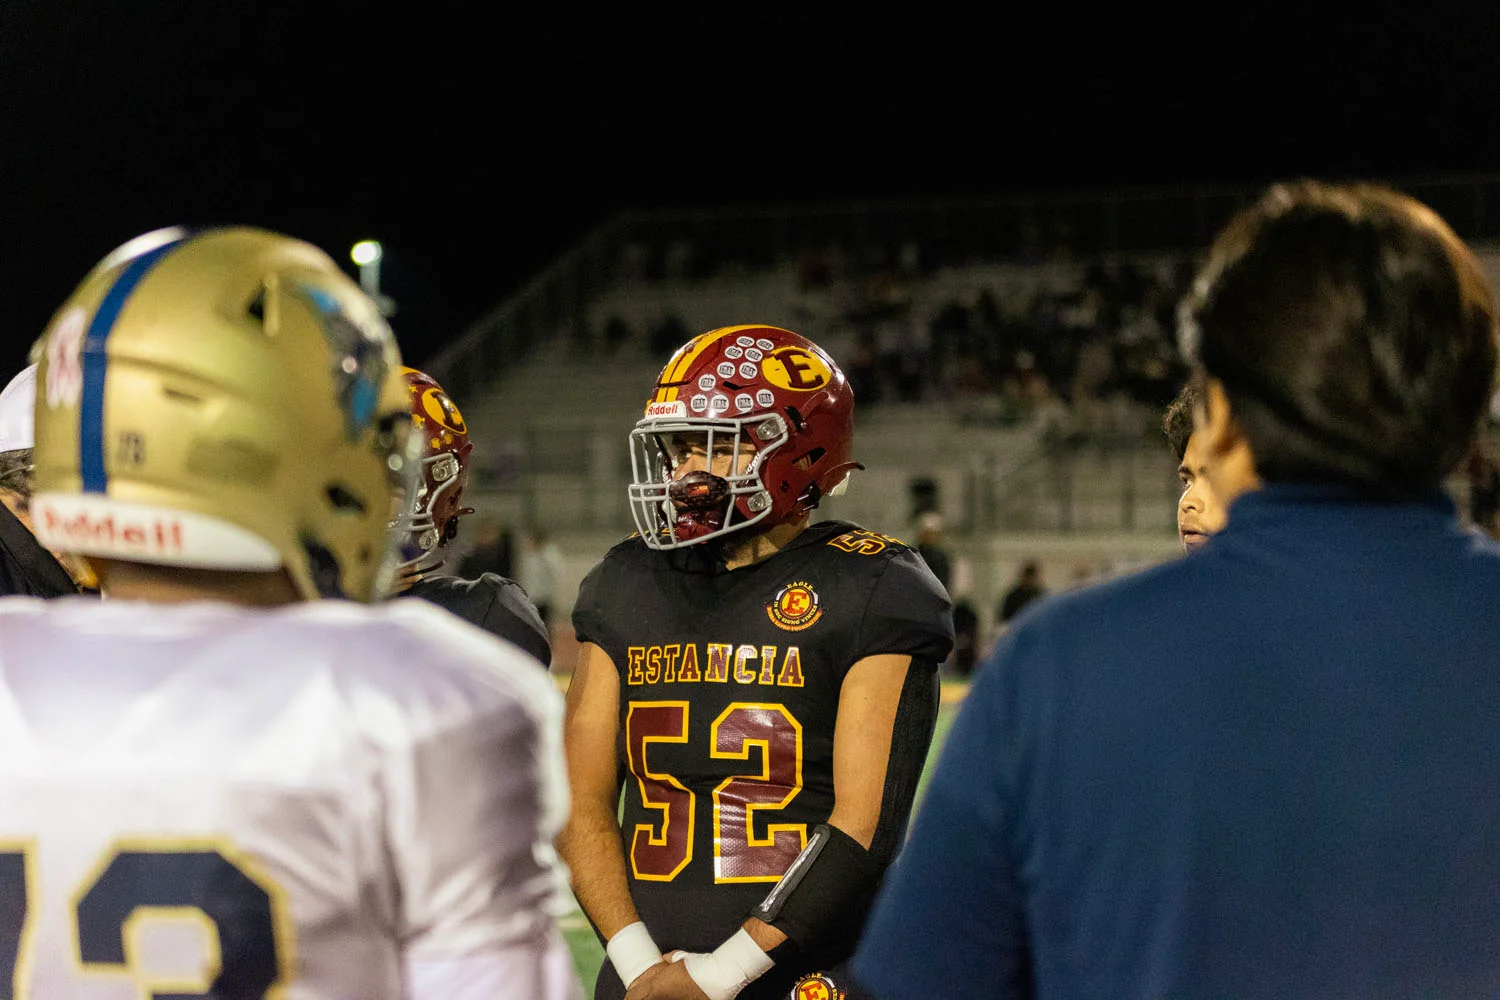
[392,366,474,569]
[628,325,861,549]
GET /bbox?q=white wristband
[682,928,774,1000]
[605,921,663,988]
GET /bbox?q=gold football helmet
[29,226,415,601]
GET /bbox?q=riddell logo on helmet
[40,507,184,554]
[645,400,687,419]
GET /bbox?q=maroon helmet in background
[628,325,861,549]
[392,366,474,569]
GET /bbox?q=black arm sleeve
[869,659,941,865]
[752,656,942,954]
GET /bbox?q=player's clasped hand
[622,954,711,1000]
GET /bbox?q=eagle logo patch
[767,581,824,631]
[791,972,844,1000]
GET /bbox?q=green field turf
[561,679,969,990]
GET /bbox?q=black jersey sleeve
[852,545,955,664]
[571,550,618,652]
[472,573,552,666]
[407,573,552,666]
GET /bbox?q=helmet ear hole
[325,484,367,513]
[793,447,826,472]
[245,285,266,324]
[301,538,346,599]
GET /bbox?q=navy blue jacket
[854,484,1500,1000]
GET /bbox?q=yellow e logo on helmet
[763,348,832,392]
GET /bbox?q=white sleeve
[386,663,580,1000]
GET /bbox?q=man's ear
[1194,376,1263,503]
[1196,378,1245,460]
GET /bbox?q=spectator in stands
[948,599,980,679]
[457,519,514,580]
[603,314,632,356]
[997,560,1046,625]
[845,329,882,404]
[857,180,1500,999]
[913,512,952,594]
[796,245,831,291]
[517,527,566,629]
[649,312,690,359]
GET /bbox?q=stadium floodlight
[350,240,383,266]
[349,240,395,317]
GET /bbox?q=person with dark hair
[559,325,952,1000]
[913,511,952,593]
[1162,382,1225,551]
[996,560,1045,625]
[853,181,1500,999]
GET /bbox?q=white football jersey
[0,595,581,1000]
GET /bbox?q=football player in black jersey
[388,367,551,666]
[558,326,954,1000]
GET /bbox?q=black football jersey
[404,572,552,666]
[573,520,953,999]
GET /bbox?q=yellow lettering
[662,644,681,683]
[626,647,646,686]
[705,644,731,683]
[733,645,758,684]
[678,644,703,683]
[776,646,805,687]
[758,645,778,685]
[645,646,663,684]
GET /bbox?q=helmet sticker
[690,393,709,413]
[734,393,755,413]
[698,374,717,391]
[764,347,832,392]
[44,307,87,408]
[745,348,764,362]
[756,338,776,352]
[724,346,744,360]
[736,336,756,347]
[296,283,391,441]
[419,387,466,434]
[717,361,737,377]
[739,363,759,380]
[756,388,776,407]
[710,394,731,414]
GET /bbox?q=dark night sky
[3,2,1499,377]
